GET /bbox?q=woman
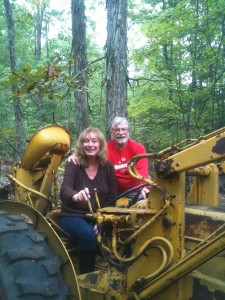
[59,127,117,274]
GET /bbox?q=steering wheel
[114,183,150,208]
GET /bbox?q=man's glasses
[113,128,128,133]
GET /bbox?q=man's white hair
[110,117,130,130]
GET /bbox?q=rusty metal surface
[185,205,225,239]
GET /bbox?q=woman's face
[83,132,100,157]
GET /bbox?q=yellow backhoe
[1,124,225,300]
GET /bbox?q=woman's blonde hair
[75,127,107,167]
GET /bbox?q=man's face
[112,123,129,146]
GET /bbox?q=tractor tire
[0,210,70,299]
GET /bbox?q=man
[107,117,149,198]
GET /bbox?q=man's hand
[72,188,90,202]
[68,153,79,164]
[141,187,150,199]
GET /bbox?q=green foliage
[1,0,225,159]
[127,0,225,150]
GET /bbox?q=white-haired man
[107,117,149,198]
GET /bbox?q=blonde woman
[59,127,117,274]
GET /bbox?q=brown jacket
[60,161,117,217]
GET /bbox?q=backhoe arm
[9,125,72,215]
[128,127,225,180]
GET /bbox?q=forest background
[1,0,225,163]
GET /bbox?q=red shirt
[107,139,149,193]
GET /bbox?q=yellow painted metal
[218,160,225,174]
[125,173,186,299]
[134,222,225,299]
[185,206,225,223]
[187,163,219,206]
[115,196,130,206]
[10,125,71,215]
[78,172,185,299]
[162,128,225,174]
[79,268,128,299]
[21,125,71,170]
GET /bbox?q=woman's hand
[72,187,90,202]
[93,224,98,235]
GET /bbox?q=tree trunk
[71,0,89,137]
[220,12,225,128]
[3,0,24,160]
[35,2,44,61]
[106,0,128,134]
